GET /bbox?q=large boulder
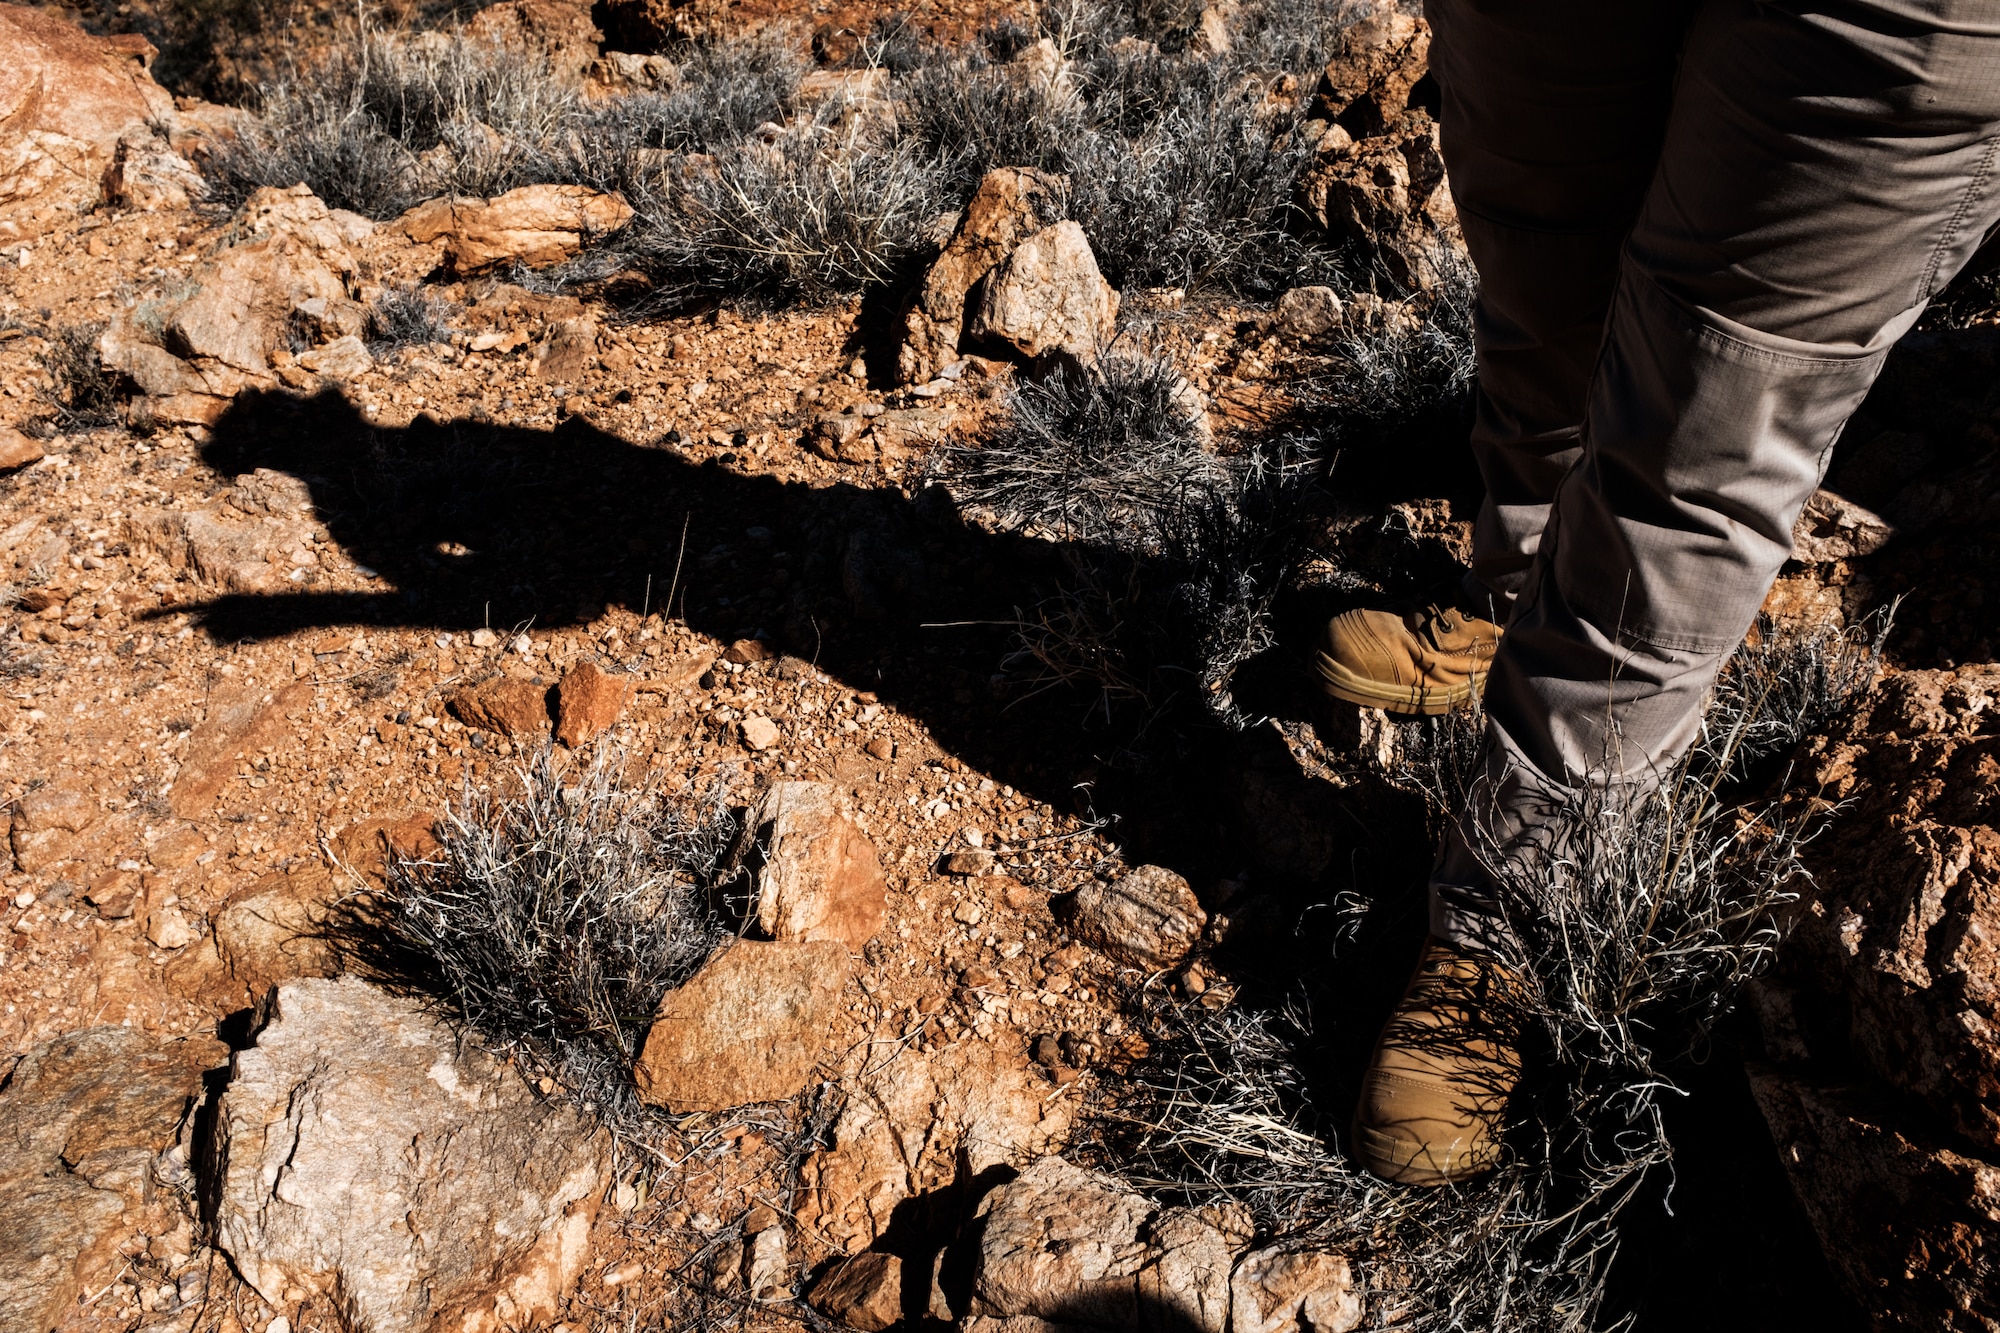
[0,5,176,238]
[0,1027,226,1333]
[899,167,1068,385]
[965,220,1119,364]
[634,938,853,1112]
[210,977,610,1333]
[1752,664,2000,1328]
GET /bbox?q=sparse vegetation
[353,745,737,1129]
[948,352,1325,726]
[36,322,121,432]
[599,129,954,304]
[197,0,1369,300]
[365,284,460,353]
[202,28,578,217]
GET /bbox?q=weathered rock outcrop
[167,185,372,375]
[394,185,634,274]
[165,865,344,1009]
[1295,14,1463,294]
[797,1038,1076,1255]
[747,781,889,952]
[900,167,1070,385]
[127,469,329,600]
[966,220,1119,365]
[0,5,177,239]
[0,1026,225,1333]
[1752,664,2000,1329]
[965,1158,1360,1333]
[210,977,610,1333]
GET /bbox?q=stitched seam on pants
[1920,131,2000,302]
[1631,267,1894,369]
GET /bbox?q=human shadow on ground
[180,387,1431,900]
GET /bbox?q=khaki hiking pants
[1423,0,2000,945]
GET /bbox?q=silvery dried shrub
[359,744,735,1130]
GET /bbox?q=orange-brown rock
[1309,11,1431,137]
[1752,664,2000,1329]
[0,424,43,470]
[965,220,1119,364]
[397,185,634,275]
[1298,111,1460,295]
[797,1039,1075,1255]
[165,867,344,1010]
[0,7,172,147]
[9,785,99,873]
[809,1252,904,1332]
[634,939,852,1113]
[0,5,175,238]
[554,660,631,746]
[899,167,1068,384]
[0,1026,227,1333]
[331,812,441,887]
[449,676,554,738]
[748,781,887,951]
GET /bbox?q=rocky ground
[1,2,1997,1333]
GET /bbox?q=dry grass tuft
[946,352,1325,726]
[348,744,737,1132]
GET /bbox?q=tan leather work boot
[1352,936,1522,1186]
[1314,602,1501,715]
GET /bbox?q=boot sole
[1350,1119,1500,1187]
[1312,653,1483,717]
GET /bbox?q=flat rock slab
[555,660,630,747]
[750,781,888,951]
[210,977,609,1333]
[0,1026,225,1333]
[635,938,852,1112]
[449,675,553,737]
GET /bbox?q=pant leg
[1425,0,1699,607]
[1434,0,2000,948]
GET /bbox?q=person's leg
[1348,0,1700,1183]
[1433,0,2000,950]
[1426,0,1700,607]
[1314,0,1696,722]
